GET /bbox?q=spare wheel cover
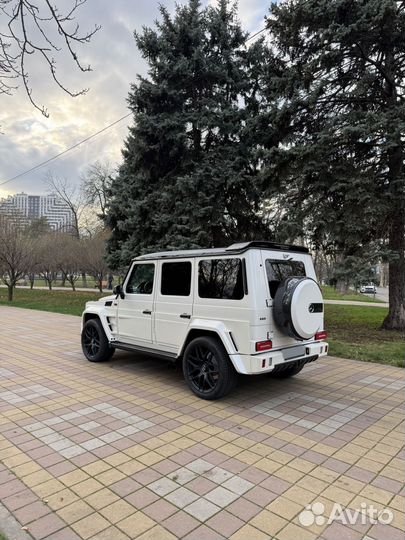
[274,277,323,340]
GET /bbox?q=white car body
[82,242,328,376]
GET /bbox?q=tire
[81,319,115,362]
[270,360,305,378]
[183,336,237,400]
[273,277,324,340]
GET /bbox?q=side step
[112,341,177,361]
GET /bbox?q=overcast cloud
[0,0,268,198]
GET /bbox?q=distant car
[360,284,376,294]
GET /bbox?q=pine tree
[262,0,405,330]
[105,0,270,268]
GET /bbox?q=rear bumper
[230,342,328,375]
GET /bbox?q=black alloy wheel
[81,319,114,362]
[183,336,237,400]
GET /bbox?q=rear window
[266,259,306,298]
[198,258,244,300]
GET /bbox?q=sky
[0,0,268,199]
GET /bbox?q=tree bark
[382,210,405,330]
[381,43,405,330]
[7,285,13,301]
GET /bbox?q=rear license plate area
[283,346,305,361]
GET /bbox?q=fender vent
[106,316,113,331]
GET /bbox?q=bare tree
[36,233,58,289]
[43,171,87,239]
[81,160,115,220]
[0,212,37,300]
[81,231,109,292]
[0,0,100,116]
[54,233,81,290]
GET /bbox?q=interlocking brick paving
[0,306,404,540]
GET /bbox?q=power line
[245,26,266,42]
[1,25,268,189]
[0,113,132,187]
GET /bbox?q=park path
[0,306,403,540]
[324,299,388,308]
[0,285,389,308]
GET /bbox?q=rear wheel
[81,319,114,362]
[183,336,237,400]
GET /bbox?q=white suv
[81,241,328,399]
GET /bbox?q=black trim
[112,341,177,360]
[227,241,309,254]
[229,332,238,352]
[271,355,318,374]
[242,258,248,295]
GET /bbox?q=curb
[0,502,32,540]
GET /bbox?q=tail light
[315,331,328,341]
[256,340,273,352]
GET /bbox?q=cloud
[0,0,268,195]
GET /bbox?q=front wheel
[81,319,114,362]
[183,336,237,400]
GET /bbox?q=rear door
[154,259,193,351]
[262,252,313,348]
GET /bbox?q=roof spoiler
[225,241,309,254]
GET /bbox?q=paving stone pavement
[0,306,404,540]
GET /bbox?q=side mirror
[113,284,125,299]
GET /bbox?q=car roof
[134,241,309,261]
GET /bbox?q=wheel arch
[82,311,112,341]
[177,321,241,368]
[180,328,227,356]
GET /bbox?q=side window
[198,258,244,300]
[161,262,192,296]
[126,264,155,294]
[265,259,306,298]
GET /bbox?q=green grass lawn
[0,289,403,367]
[0,288,105,316]
[325,304,404,367]
[321,285,383,303]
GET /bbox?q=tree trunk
[336,280,349,294]
[382,211,405,330]
[7,285,13,301]
[382,45,404,330]
[82,272,88,288]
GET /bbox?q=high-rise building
[0,192,74,232]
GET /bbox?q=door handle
[142,309,152,315]
[180,313,191,319]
